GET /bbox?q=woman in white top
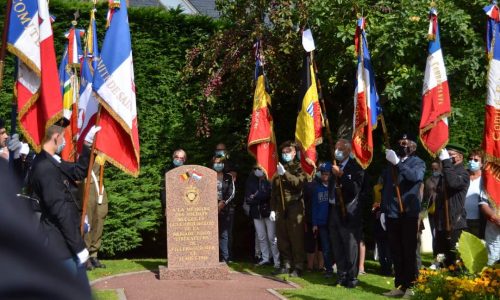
[464,149,486,238]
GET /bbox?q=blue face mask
[254,169,264,177]
[468,160,481,172]
[315,171,321,179]
[432,171,441,177]
[56,137,66,154]
[213,163,224,172]
[215,150,226,158]
[282,153,293,162]
[335,149,345,162]
[173,159,184,167]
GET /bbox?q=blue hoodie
[312,181,330,226]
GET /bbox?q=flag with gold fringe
[483,3,500,208]
[352,17,381,169]
[247,40,277,180]
[7,0,62,151]
[419,7,451,157]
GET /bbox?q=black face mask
[396,145,409,157]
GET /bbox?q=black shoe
[85,260,94,271]
[255,259,271,267]
[345,279,358,289]
[324,271,334,279]
[90,257,106,268]
[289,269,302,277]
[333,277,347,286]
[272,267,289,275]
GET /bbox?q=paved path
[92,270,295,300]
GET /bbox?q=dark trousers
[329,209,361,281]
[435,229,462,267]
[276,203,305,270]
[387,216,418,290]
[318,225,333,273]
[218,210,232,262]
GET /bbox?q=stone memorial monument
[159,165,229,280]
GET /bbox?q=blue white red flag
[65,26,85,67]
[77,9,100,153]
[7,0,62,151]
[352,18,381,169]
[483,2,500,208]
[93,1,140,176]
[419,8,451,157]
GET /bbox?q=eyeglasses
[174,156,185,160]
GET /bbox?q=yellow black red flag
[247,42,277,179]
[295,55,323,176]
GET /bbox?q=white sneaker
[382,288,405,297]
[402,289,414,299]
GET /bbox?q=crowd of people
[2,114,500,298]
[166,132,499,298]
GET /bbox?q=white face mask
[254,169,264,177]
[335,149,345,161]
[56,137,66,154]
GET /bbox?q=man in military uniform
[270,141,307,277]
[82,155,109,270]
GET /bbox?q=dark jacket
[330,158,365,224]
[381,155,426,218]
[30,147,90,260]
[218,172,235,214]
[303,178,321,224]
[435,159,469,231]
[244,174,272,219]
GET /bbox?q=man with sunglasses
[435,143,470,267]
[381,133,425,298]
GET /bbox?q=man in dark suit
[329,138,365,288]
[30,124,99,287]
[380,133,425,298]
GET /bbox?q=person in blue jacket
[312,162,334,278]
[380,133,425,298]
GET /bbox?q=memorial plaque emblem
[184,186,199,205]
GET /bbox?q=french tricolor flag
[419,8,451,157]
[65,26,85,67]
[352,17,381,169]
[7,0,62,151]
[93,1,140,176]
[483,2,500,208]
[77,9,100,153]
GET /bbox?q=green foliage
[458,231,488,273]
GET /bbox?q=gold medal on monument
[184,185,200,205]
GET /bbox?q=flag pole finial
[430,1,437,8]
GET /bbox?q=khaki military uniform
[271,161,307,271]
[81,163,108,258]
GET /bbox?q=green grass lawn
[90,255,434,300]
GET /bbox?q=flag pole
[311,52,346,218]
[0,0,12,91]
[379,115,404,214]
[80,105,102,235]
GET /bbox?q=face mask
[432,171,441,177]
[56,137,66,154]
[315,171,321,179]
[396,145,409,157]
[213,163,224,172]
[335,149,345,161]
[215,150,226,158]
[173,159,184,167]
[282,153,293,162]
[254,169,264,177]
[468,160,481,172]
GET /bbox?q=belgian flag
[247,41,278,180]
[295,55,323,176]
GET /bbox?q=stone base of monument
[158,263,230,280]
